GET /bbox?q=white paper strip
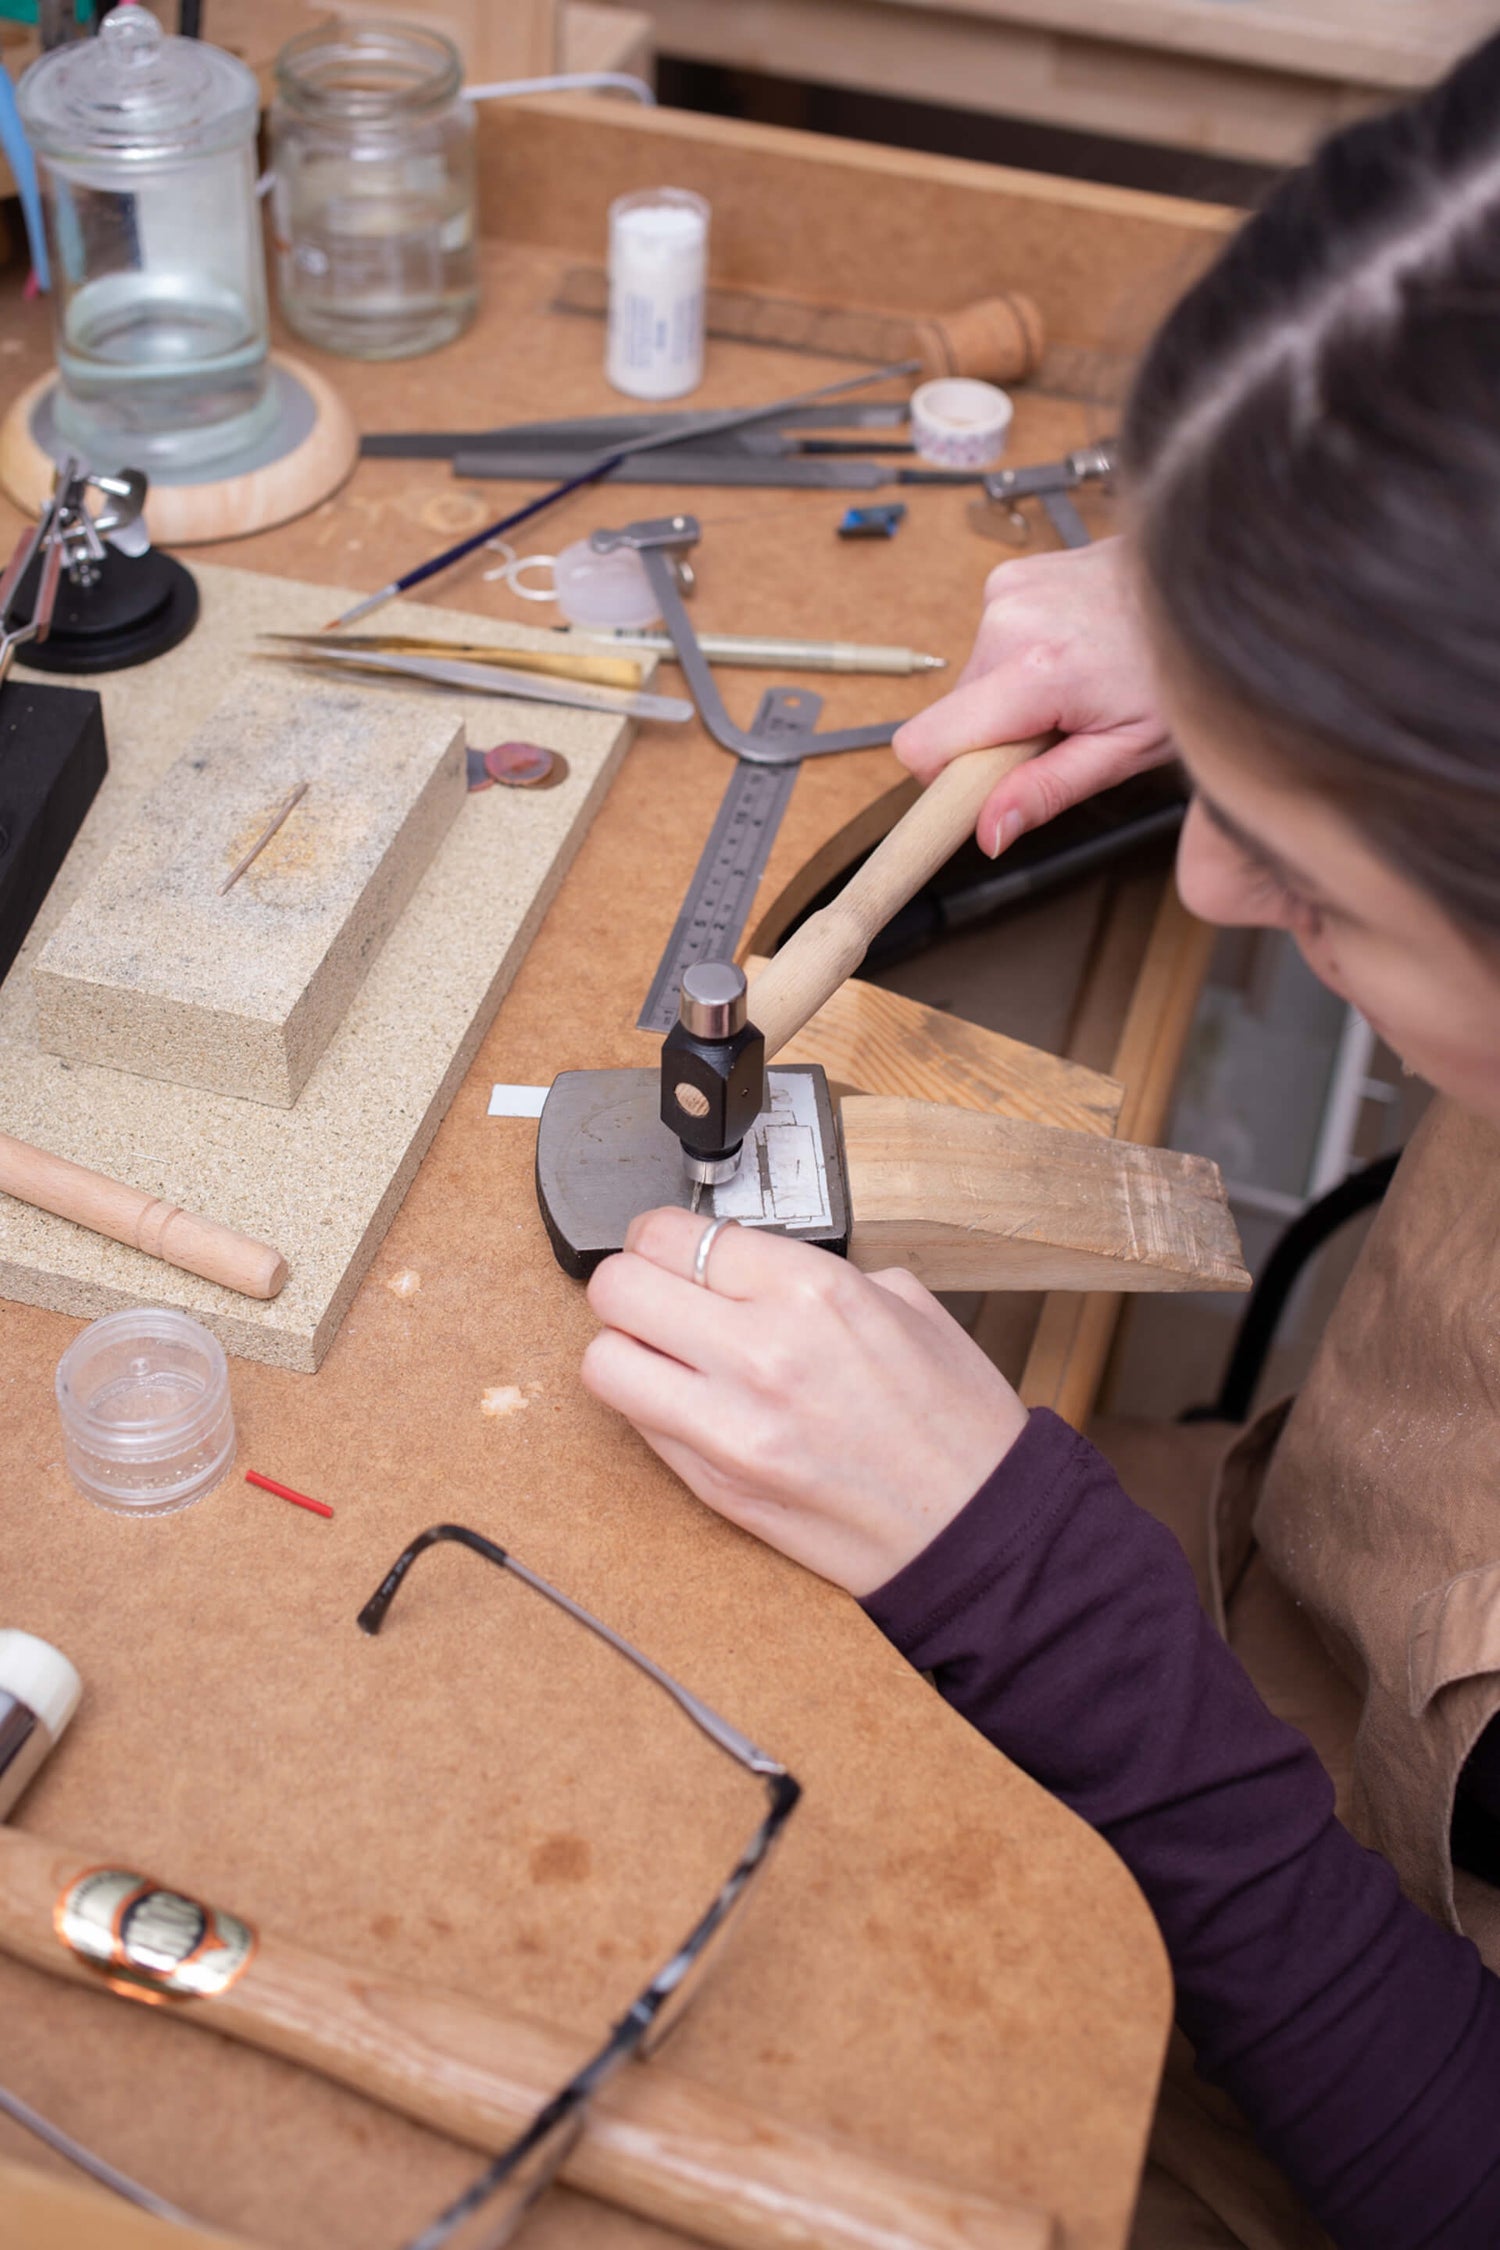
[488,1084,549,1118]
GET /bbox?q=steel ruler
[637,700,805,1032]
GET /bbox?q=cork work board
[0,566,641,1371]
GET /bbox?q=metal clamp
[0,461,149,686]
[590,515,898,763]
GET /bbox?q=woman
[582,39,1500,2248]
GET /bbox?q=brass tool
[260,641,692,725]
[260,632,644,692]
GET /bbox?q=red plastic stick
[245,1469,334,1520]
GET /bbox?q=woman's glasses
[356,1523,801,2250]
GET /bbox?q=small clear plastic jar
[271,22,478,360]
[56,1308,236,1517]
[17,7,273,474]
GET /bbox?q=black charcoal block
[0,679,108,989]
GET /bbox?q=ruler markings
[637,760,799,1032]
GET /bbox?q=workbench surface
[0,99,1231,2250]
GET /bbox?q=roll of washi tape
[909,377,1014,470]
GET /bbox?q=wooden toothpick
[220,780,310,896]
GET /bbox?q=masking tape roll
[909,377,1013,469]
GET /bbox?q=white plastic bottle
[606,188,710,401]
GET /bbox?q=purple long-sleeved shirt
[862,1409,1500,2247]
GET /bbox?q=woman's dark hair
[1122,33,1500,934]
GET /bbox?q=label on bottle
[55,1866,256,2006]
[606,198,708,402]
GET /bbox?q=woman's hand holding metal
[582,1209,1028,1598]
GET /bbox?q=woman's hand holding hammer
[894,536,1172,856]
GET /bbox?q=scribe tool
[262,630,645,690]
[581,629,945,675]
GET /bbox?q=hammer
[537,739,1042,1274]
[0,1632,1053,2249]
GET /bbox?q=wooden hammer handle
[0,1131,288,1301]
[0,1829,1051,2250]
[748,740,1045,1061]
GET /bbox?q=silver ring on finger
[692,1215,737,1291]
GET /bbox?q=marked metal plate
[711,1071,835,1230]
[537,1065,849,1278]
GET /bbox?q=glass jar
[18,8,274,476]
[271,22,477,360]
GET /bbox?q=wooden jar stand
[0,353,357,546]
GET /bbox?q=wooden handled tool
[535,734,1247,1294]
[748,739,1046,1059]
[0,1132,288,1300]
[555,270,1048,387]
[0,1827,1052,2250]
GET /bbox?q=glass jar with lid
[18,7,274,475]
[270,22,478,360]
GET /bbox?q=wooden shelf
[608,0,1486,163]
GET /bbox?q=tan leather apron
[1115,1097,1500,2248]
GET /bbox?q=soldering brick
[33,673,465,1107]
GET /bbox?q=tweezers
[261,643,694,724]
